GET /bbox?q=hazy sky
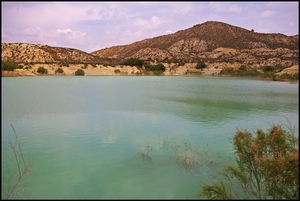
[2,1,299,53]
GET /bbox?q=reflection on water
[1,76,298,199]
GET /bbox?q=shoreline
[1,63,298,83]
[2,71,298,84]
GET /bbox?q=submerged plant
[139,143,153,161]
[176,151,197,169]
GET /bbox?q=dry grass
[2,124,33,199]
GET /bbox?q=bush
[238,65,247,71]
[55,67,64,74]
[195,61,206,69]
[75,69,85,76]
[197,124,299,199]
[37,66,47,74]
[278,73,299,81]
[220,67,260,77]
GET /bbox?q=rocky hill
[1,43,119,65]
[1,21,299,76]
[91,21,298,67]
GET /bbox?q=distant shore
[1,63,298,83]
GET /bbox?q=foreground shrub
[197,124,299,199]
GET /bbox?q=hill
[1,21,299,77]
[91,21,298,65]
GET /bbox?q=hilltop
[1,21,298,77]
[92,21,298,61]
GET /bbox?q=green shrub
[75,69,85,76]
[195,61,206,69]
[238,65,247,71]
[220,67,234,75]
[37,67,47,74]
[55,67,64,74]
[278,73,299,81]
[220,67,260,77]
[262,66,275,72]
[114,69,121,74]
[197,124,299,199]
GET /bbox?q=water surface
[2,76,298,199]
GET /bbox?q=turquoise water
[1,76,298,199]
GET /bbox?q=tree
[123,58,144,68]
[197,124,299,199]
[2,61,23,71]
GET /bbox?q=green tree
[74,69,85,76]
[123,58,144,68]
[2,61,23,71]
[197,124,299,199]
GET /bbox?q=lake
[1,76,298,199]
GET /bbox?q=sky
[1,1,299,53]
